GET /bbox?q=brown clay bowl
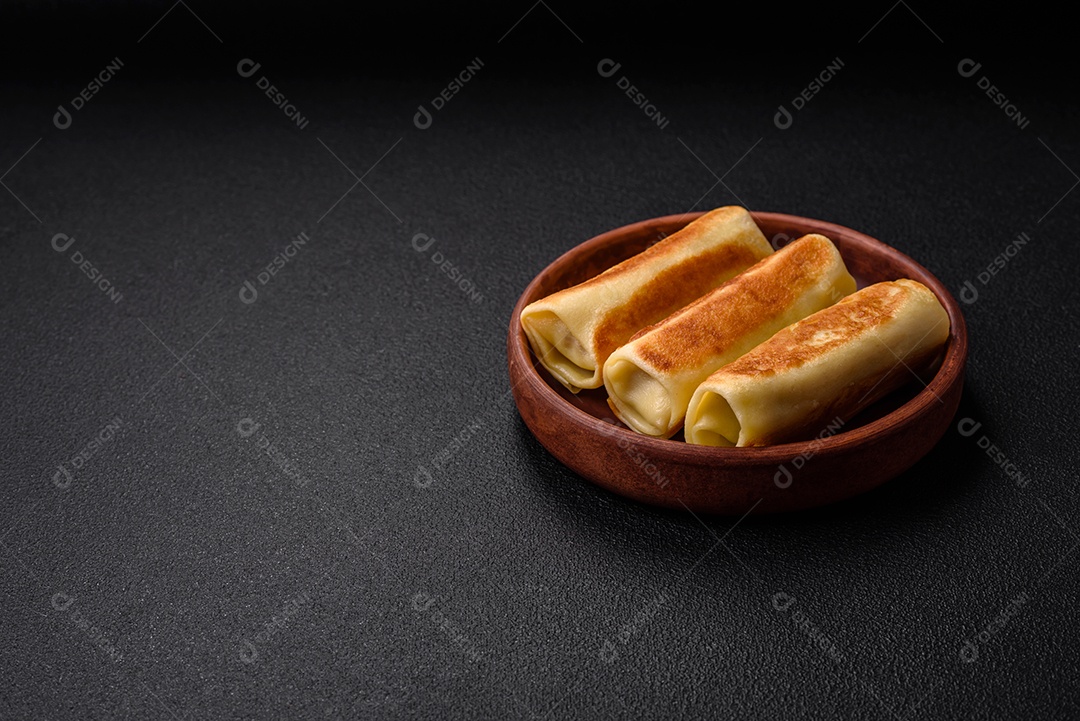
[506,211,968,515]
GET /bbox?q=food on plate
[603,234,856,438]
[684,279,950,447]
[519,206,771,392]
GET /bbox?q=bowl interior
[517,211,962,444]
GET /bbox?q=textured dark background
[2,3,1078,719]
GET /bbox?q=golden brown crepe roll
[604,234,855,437]
[685,279,950,447]
[520,207,772,392]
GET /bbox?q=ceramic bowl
[507,211,968,515]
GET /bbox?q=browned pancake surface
[568,206,745,294]
[593,242,762,361]
[630,236,838,373]
[719,281,919,378]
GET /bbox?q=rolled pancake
[520,206,772,392]
[685,279,950,447]
[604,234,855,437]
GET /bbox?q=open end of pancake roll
[603,359,677,437]
[684,391,741,447]
[520,310,596,391]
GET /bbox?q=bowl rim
[508,210,969,465]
